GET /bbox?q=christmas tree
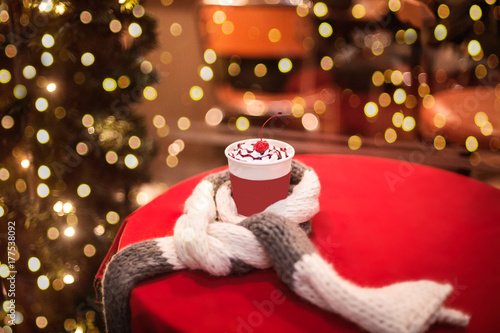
[0,0,157,331]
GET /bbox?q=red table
[99,154,500,332]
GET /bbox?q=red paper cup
[225,139,295,216]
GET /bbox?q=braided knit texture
[101,160,470,333]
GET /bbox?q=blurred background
[0,0,499,332]
[138,0,500,192]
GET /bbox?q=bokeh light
[364,102,378,118]
[38,275,50,290]
[178,117,190,130]
[205,108,223,126]
[129,23,142,37]
[348,135,362,150]
[77,184,91,197]
[189,86,203,101]
[313,2,328,17]
[124,154,139,169]
[28,257,41,272]
[236,117,250,131]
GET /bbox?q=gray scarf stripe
[102,240,174,332]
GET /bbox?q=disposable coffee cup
[225,139,295,216]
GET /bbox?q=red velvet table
[99,154,500,332]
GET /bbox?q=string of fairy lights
[0,0,159,331]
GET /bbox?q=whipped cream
[227,140,289,162]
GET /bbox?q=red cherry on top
[254,112,282,153]
[254,140,269,153]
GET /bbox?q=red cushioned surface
[100,154,500,332]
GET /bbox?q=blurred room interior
[134,0,500,204]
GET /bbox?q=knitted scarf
[101,160,469,333]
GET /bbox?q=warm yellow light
[468,40,481,57]
[352,4,366,19]
[140,60,153,74]
[200,66,214,81]
[434,135,446,150]
[41,52,54,66]
[236,117,250,131]
[47,227,59,240]
[0,168,9,181]
[228,63,241,76]
[213,10,226,24]
[204,49,217,64]
[205,108,223,126]
[36,98,49,112]
[124,154,139,169]
[372,71,384,87]
[437,4,450,19]
[348,135,362,150]
[1,115,14,129]
[14,84,27,99]
[390,71,403,85]
[133,5,145,18]
[128,136,141,149]
[222,21,234,35]
[320,56,333,71]
[82,114,94,127]
[81,52,95,66]
[143,86,157,101]
[318,22,333,38]
[434,24,447,41]
[402,116,416,131]
[47,83,56,92]
[470,5,482,21]
[41,34,55,48]
[313,2,328,17]
[22,65,36,79]
[37,129,50,144]
[364,102,378,117]
[77,184,91,197]
[129,23,142,37]
[0,265,10,278]
[64,227,75,237]
[38,165,51,179]
[110,19,122,33]
[278,58,292,73]
[254,64,267,78]
[296,3,309,17]
[153,115,166,128]
[103,78,117,91]
[385,128,397,143]
[0,69,11,83]
[465,136,478,152]
[392,112,404,127]
[80,11,92,24]
[105,151,118,164]
[404,29,417,44]
[63,274,74,284]
[170,23,182,37]
[166,155,178,168]
[268,28,281,43]
[189,86,203,101]
[37,275,50,290]
[302,113,319,131]
[84,244,96,257]
[36,316,48,329]
[28,257,41,272]
[388,0,401,12]
[393,89,406,104]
